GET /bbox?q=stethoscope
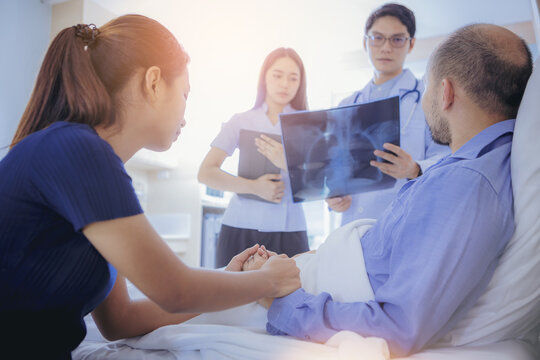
[353,78,420,133]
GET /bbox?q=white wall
[0,0,51,159]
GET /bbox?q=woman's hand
[325,195,352,212]
[371,143,421,179]
[259,255,301,298]
[242,251,269,271]
[225,244,262,272]
[255,135,287,170]
[252,174,285,203]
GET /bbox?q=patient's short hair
[430,24,533,119]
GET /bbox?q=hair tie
[73,23,100,51]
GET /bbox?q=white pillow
[438,58,540,346]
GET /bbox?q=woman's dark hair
[10,14,189,147]
[365,3,416,38]
[253,47,308,111]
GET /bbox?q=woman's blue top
[0,122,143,357]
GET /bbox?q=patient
[254,24,533,357]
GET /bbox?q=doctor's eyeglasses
[365,34,412,48]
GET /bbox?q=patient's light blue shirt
[267,120,515,356]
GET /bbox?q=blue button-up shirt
[267,120,515,356]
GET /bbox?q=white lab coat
[338,69,449,225]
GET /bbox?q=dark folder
[237,129,282,202]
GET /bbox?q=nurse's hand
[371,143,421,179]
[255,135,287,170]
[252,174,285,203]
[326,195,352,212]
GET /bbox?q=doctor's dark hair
[253,47,308,111]
[11,14,189,148]
[429,23,532,119]
[365,3,416,37]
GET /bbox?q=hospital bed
[73,58,540,360]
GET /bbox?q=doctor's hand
[259,255,301,298]
[252,174,285,203]
[371,143,421,180]
[255,135,287,170]
[326,195,352,212]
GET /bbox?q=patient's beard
[427,100,451,146]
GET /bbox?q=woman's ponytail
[10,15,189,148]
[11,24,112,147]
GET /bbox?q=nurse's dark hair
[10,14,189,148]
[365,3,416,37]
[253,47,308,111]
[429,23,532,119]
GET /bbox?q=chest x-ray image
[280,96,400,203]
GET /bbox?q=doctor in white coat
[327,3,449,225]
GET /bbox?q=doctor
[327,3,449,224]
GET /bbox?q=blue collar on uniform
[451,119,515,160]
[260,102,296,114]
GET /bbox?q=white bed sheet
[75,315,538,360]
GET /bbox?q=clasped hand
[253,174,285,203]
[225,244,300,303]
[255,135,287,170]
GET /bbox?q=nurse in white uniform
[327,3,449,225]
[198,48,310,267]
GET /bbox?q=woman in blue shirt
[327,3,449,224]
[0,15,300,359]
[198,48,310,268]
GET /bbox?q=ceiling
[90,0,534,39]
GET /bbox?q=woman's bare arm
[83,214,301,337]
[198,147,284,203]
[92,275,199,340]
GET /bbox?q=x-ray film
[237,129,282,202]
[280,96,400,203]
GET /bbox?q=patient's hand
[242,251,269,271]
[225,244,261,272]
[257,297,274,309]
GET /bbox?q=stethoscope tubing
[353,79,420,134]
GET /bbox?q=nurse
[198,47,310,268]
[327,3,449,225]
